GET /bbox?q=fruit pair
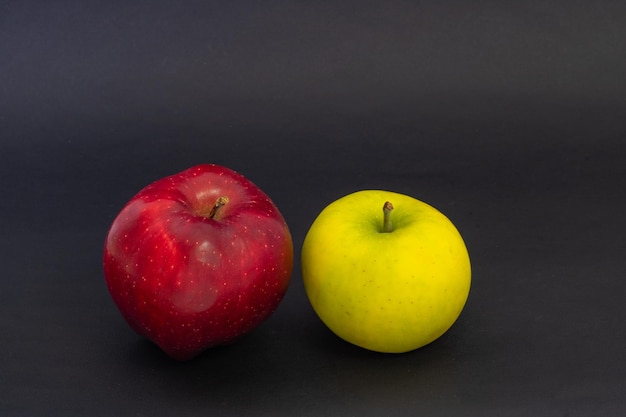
[104,164,471,360]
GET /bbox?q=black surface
[2,1,626,416]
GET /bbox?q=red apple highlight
[103,164,293,360]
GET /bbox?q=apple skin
[103,164,293,360]
[301,190,471,353]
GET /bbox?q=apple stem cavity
[382,201,394,233]
[208,196,230,219]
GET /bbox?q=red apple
[103,164,293,360]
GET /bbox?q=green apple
[301,190,471,353]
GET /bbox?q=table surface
[2,1,626,416]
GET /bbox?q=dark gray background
[2,1,626,416]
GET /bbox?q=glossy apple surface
[103,164,293,360]
[301,190,471,353]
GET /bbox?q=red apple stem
[382,201,394,233]
[208,196,229,219]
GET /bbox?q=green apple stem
[382,201,394,233]
[208,196,229,219]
